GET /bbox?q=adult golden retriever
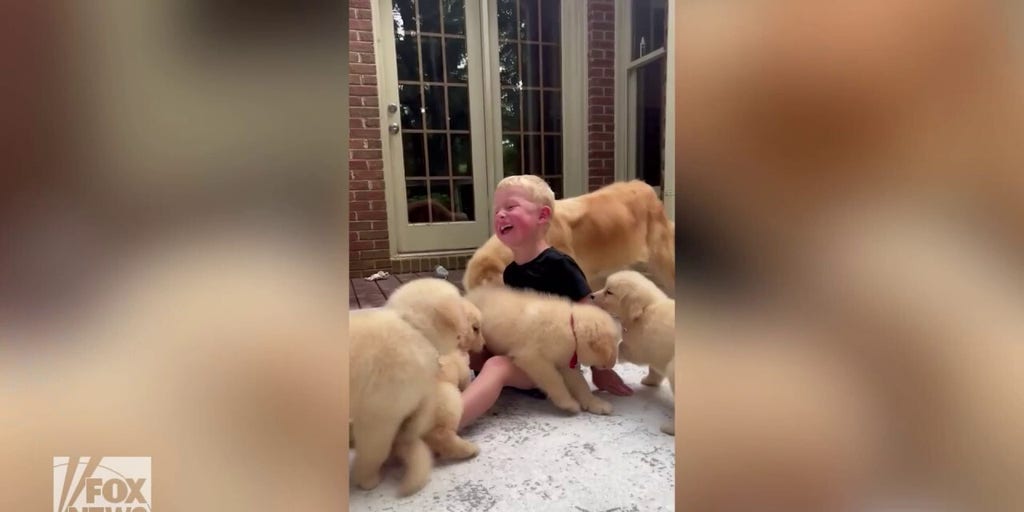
[464,285,620,415]
[463,180,675,294]
[590,270,676,434]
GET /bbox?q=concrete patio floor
[349,362,676,511]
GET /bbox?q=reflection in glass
[420,0,441,33]
[543,91,561,132]
[396,36,419,81]
[497,0,517,40]
[448,87,470,131]
[427,133,450,177]
[498,42,520,86]
[541,0,560,43]
[443,0,466,35]
[451,135,472,175]
[454,180,475,221]
[519,0,540,41]
[399,84,423,130]
[544,135,562,176]
[542,45,560,87]
[421,36,444,82]
[502,136,521,176]
[445,38,468,83]
[403,134,426,177]
[501,89,521,131]
[523,89,541,132]
[521,43,541,88]
[423,85,446,130]
[635,58,666,188]
[524,135,542,174]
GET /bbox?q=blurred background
[1,1,349,510]
[675,1,1024,511]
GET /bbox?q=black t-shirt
[502,247,591,301]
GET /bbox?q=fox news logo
[53,457,151,512]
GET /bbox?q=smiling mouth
[499,225,513,234]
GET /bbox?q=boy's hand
[592,368,633,396]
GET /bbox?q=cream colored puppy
[349,278,471,496]
[591,270,676,434]
[424,350,479,460]
[464,285,620,415]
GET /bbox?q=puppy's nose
[588,293,595,300]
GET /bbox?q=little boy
[458,175,633,430]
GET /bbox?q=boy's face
[493,186,550,247]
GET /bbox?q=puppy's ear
[623,291,646,323]
[433,297,468,346]
[587,334,617,369]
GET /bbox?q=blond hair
[495,174,556,212]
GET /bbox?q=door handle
[388,123,400,134]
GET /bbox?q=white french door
[377,0,585,255]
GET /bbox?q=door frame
[374,0,590,257]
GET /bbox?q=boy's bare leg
[458,355,534,430]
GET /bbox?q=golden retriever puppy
[349,309,438,496]
[385,277,476,354]
[463,180,675,294]
[349,278,473,496]
[423,350,479,460]
[591,270,676,434]
[464,285,620,415]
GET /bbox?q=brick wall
[349,0,392,279]
[587,0,616,192]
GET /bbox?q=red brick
[358,230,389,240]
[363,97,379,107]
[351,41,374,53]
[350,0,371,8]
[355,210,388,221]
[369,200,388,210]
[589,77,613,87]
[361,249,390,259]
[373,239,390,249]
[371,221,389,231]
[351,200,371,212]
[591,96,613,106]
[362,75,378,86]
[349,160,369,171]
[364,139,382,149]
[358,32,375,42]
[592,114,613,123]
[352,149,382,160]
[365,118,381,128]
[350,240,374,252]
[351,19,372,31]
[352,169,383,180]
[367,159,384,170]
[350,180,370,190]
[351,128,380,139]
[349,52,359,63]
[591,132,613,141]
[351,86,377,96]
[358,53,376,64]
[350,118,364,128]
[350,107,380,118]
[592,22,613,31]
[354,8,372,19]
[353,190,385,201]
[351,63,377,75]
[350,96,364,106]
[593,150,613,159]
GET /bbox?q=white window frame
[613,0,674,220]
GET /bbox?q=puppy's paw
[582,397,613,415]
[354,471,382,491]
[552,397,581,414]
[660,421,675,436]
[641,374,664,387]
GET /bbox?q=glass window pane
[445,37,468,83]
[501,88,521,131]
[443,0,466,35]
[544,135,562,176]
[399,84,423,130]
[454,179,475,221]
[424,85,446,130]
[524,135,542,174]
[502,135,521,176]
[451,134,472,176]
[427,133,450,177]
[406,180,430,223]
[543,90,561,132]
[421,36,444,82]
[498,42,520,86]
[403,135,427,177]
[546,177,562,199]
[420,0,441,33]
[632,0,667,59]
[393,1,417,36]
[497,0,517,41]
[541,45,560,88]
[395,35,420,81]
[521,43,541,88]
[522,89,541,132]
[519,0,540,41]
[447,86,470,131]
[540,0,560,43]
[634,59,666,188]
[429,180,455,221]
